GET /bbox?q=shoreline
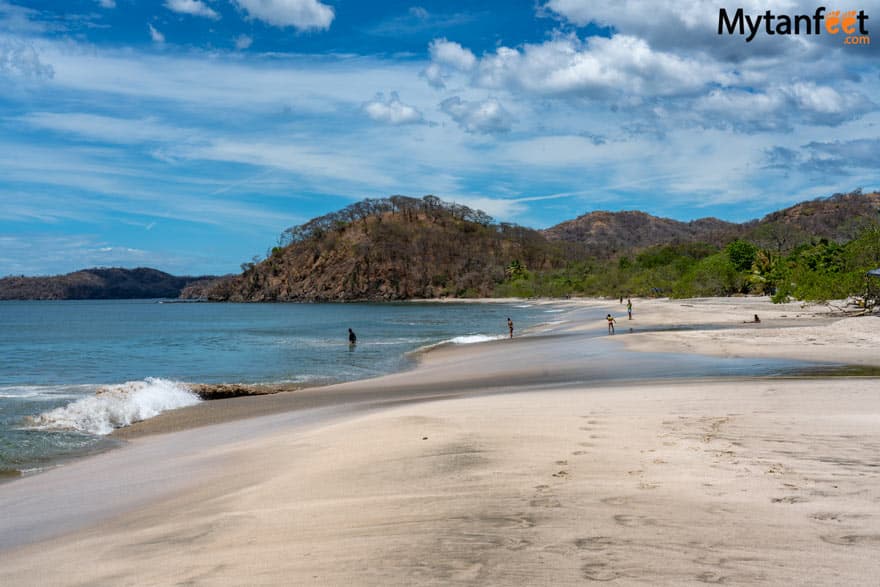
[2,300,569,477]
[119,295,878,440]
[2,296,879,584]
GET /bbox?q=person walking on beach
[348,328,357,345]
[627,298,633,320]
[606,314,616,334]
[507,317,514,338]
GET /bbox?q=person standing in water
[348,328,357,345]
[606,314,616,334]
[507,317,514,338]
[627,298,633,320]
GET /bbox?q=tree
[726,240,758,272]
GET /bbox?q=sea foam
[28,378,201,436]
[448,334,504,344]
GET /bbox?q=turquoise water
[0,300,555,475]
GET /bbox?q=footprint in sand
[810,512,842,522]
[552,470,569,478]
[771,496,809,504]
[504,537,532,551]
[530,495,562,508]
[582,562,621,582]
[820,534,880,546]
[613,514,657,527]
[695,571,729,584]
[601,496,631,506]
[574,536,616,551]
[809,511,866,523]
[531,484,561,508]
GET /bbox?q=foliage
[203,192,880,304]
[725,240,758,272]
[768,227,880,303]
[494,225,880,304]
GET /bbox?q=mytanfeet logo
[719,6,870,44]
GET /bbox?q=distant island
[4,190,879,304]
[0,267,222,301]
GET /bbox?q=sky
[1,0,879,276]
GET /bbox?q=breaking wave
[447,334,505,344]
[27,378,201,436]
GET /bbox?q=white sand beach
[1,297,879,585]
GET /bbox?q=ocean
[0,299,556,477]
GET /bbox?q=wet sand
[1,297,879,585]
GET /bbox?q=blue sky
[1,0,879,276]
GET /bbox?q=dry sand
[1,297,879,585]
[611,297,880,367]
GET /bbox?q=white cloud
[363,91,424,125]
[429,38,476,70]
[475,34,728,99]
[0,1,47,34]
[544,0,880,63]
[165,0,219,19]
[544,0,721,30]
[234,34,253,49]
[421,62,445,89]
[422,39,478,89]
[409,6,429,20]
[34,40,427,115]
[447,195,528,220]
[440,96,513,134]
[231,0,334,31]
[18,112,194,144]
[97,0,115,8]
[695,83,875,131]
[148,24,165,43]
[0,38,54,79]
[182,138,399,189]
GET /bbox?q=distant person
[606,314,616,334]
[348,328,357,344]
[627,298,633,320]
[507,317,514,338]
[619,295,623,304]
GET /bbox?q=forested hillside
[197,196,563,301]
[502,191,880,302]
[542,210,741,255]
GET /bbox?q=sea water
[0,299,555,475]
